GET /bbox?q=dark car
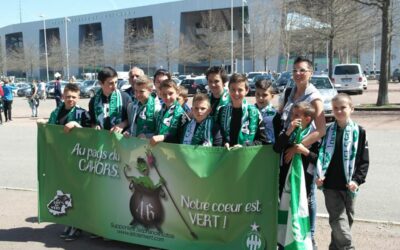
[393,68,400,82]
[248,74,275,96]
[80,80,100,98]
[274,71,292,93]
[179,76,208,94]
[46,80,69,98]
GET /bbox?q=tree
[353,0,393,105]
[178,33,201,74]
[22,42,39,80]
[250,0,280,71]
[79,34,104,74]
[196,10,231,67]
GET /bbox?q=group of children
[40,64,369,249]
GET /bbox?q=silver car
[285,75,338,122]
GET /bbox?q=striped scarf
[182,117,213,146]
[316,120,359,195]
[128,95,159,137]
[93,89,122,128]
[278,126,313,249]
[156,100,184,136]
[220,100,260,145]
[48,103,77,125]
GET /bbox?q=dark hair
[192,93,210,107]
[228,73,248,89]
[293,57,313,70]
[160,79,179,92]
[153,68,171,83]
[293,101,315,119]
[205,66,228,84]
[97,67,118,83]
[64,83,80,93]
[255,79,276,93]
[178,85,189,99]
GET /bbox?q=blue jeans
[308,182,317,241]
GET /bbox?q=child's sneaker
[64,227,81,241]
[59,226,71,239]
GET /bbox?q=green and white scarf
[220,100,260,145]
[128,95,160,137]
[209,89,230,121]
[48,103,78,125]
[316,120,359,195]
[278,126,313,249]
[156,100,185,136]
[93,89,122,128]
[182,117,213,146]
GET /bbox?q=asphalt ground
[1,80,400,249]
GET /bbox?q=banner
[38,124,279,250]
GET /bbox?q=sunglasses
[292,68,311,74]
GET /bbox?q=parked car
[12,83,30,97]
[368,70,381,80]
[46,80,69,98]
[284,75,337,122]
[179,76,208,94]
[117,79,130,91]
[331,64,364,94]
[248,74,276,96]
[16,84,32,97]
[80,80,100,98]
[274,71,292,93]
[392,68,400,82]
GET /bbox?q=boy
[273,101,319,248]
[125,75,161,138]
[177,85,192,120]
[206,66,230,120]
[88,67,131,133]
[254,79,278,144]
[37,83,90,241]
[218,73,267,148]
[316,93,369,250]
[150,79,187,145]
[38,83,90,131]
[180,93,222,146]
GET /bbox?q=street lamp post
[242,0,245,74]
[40,15,49,82]
[231,0,234,74]
[65,17,71,80]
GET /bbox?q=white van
[332,64,364,94]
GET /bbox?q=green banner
[38,124,279,250]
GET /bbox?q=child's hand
[230,144,242,150]
[123,131,130,138]
[315,177,324,187]
[110,125,124,134]
[284,146,296,163]
[150,135,165,146]
[347,181,359,192]
[36,119,46,124]
[294,143,309,156]
[286,118,301,135]
[94,125,101,130]
[224,143,230,150]
[64,121,81,133]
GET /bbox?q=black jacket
[273,127,320,197]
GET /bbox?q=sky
[0,0,178,28]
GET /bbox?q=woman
[278,56,325,249]
[2,78,16,122]
[28,80,39,117]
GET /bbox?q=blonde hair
[332,93,353,108]
[192,93,211,107]
[135,75,153,89]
